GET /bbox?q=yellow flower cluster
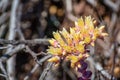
[47,16,108,68]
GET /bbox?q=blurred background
[0,0,120,80]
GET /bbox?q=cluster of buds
[47,16,108,79]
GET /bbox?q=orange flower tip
[71,63,75,68]
[62,51,66,56]
[53,31,56,34]
[70,27,74,33]
[59,31,62,34]
[59,30,63,34]
[48,39,52,44]
[48,59,52,62]
[84,54,89,58]
[93,20,96,24]
[101,33,108,36]
[78,54,83,59]
[79,41,85,44]
[75,21,78,26]
[99,26,105,31]
[49,39,56,45]
[78,64,81,68]
[55,63,59,67]
[48,57,59,62]
[91,42,95,46]
[63,28,66,30]
[47,49,49,52]
[92,36,96,40]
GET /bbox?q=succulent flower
[47,16,108,79]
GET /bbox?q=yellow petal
[73,32,80,43]
[91,42,95,46]
[93,20,96,24]
[99,26,105,31]
[48,56,59,62]
[71,62,75,68]
[63,45,72,53]
[47,46,62,55]
[83,53,89,58]
[70,27,76,35]
[67,55,78,62]
[84,35,91,44]
[101,33,108,36]
[76,43,85,53]
[85,16,94,30]
[60,28,72,45]
[77,17,84,28]
[78,54,83,59]
[78,64,81,68]
[94,27,100,37]
[70,55,79,68]
[49,38,58,47]
[53,31,66,46]
[49,38,54,45]
[60,28,69,36]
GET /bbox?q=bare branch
[87,57,116,80]
[24,55,52,80]
[0,45,12,50]
[62,62,77,80]
[0,24,7,38]
[0,62,9,80]
[39,63,53,80]
[0,12,10,25]
[6,0,20,79]
[103,0,120,12]
[0,39,49,45]
[0,73,7,78]
[0,44,25,62]
[65,0,77,21]
[0,0,9,12]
